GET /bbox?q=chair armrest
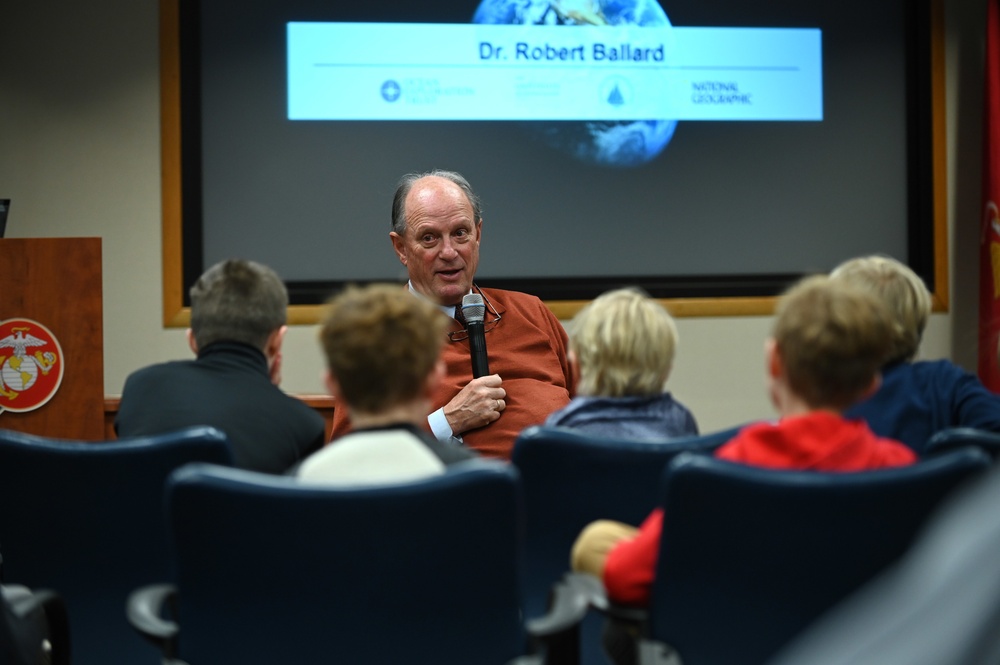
[526,575,591,638]
[637,639,680,665]
[126,583,180,658]
[561,572,649,624]
[513,575,593,665]
[926,427,1000,459]
[3,585,71,665]
[560,573,666,665]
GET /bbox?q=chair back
[925,427,1000,459]
[0,426,233,665]
[649,448,991,665]
[512,425,742,620]
[166,459,526,664]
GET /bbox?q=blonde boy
[545,287,697,439]
[834,255,1000,452]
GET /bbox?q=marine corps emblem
[0,319,64,413]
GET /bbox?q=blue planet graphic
[472,0,678,168]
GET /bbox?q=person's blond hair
[570,287,679,398]
[773,275,894,410]
[319,284,447,414]
[829,255,931,363]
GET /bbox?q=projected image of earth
[472,0,677,168]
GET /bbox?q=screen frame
[158,0,948,326]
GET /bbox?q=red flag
[979,0,1000,391]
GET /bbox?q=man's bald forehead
[391,170,482,234]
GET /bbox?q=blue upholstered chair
[512,424,745,665]
[127,460,586,665]
[766,463,1000,665]
[0,426,233,665]
[574,447,990,665]
[925,427,1000,460]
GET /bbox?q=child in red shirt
[572,276,916,612]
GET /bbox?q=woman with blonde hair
[544,287,698,439]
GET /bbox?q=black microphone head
[461,293,486,324]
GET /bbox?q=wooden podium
[0,238,104,440]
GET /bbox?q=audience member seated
[327,169,574,459]
[833,255,1000,454]
[544,287,698,439]
[115,259,324,474]
[570,275,916,665]
[297,284,476,485]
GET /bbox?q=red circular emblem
[0,319,65,414]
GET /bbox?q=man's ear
[764,337,787,413]
[186,329,198,356]
[390,231,407,266]
[474,219,483,245]
[266,325,287,358]
[765,338,782,379]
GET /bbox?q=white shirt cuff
[428,407,455,441]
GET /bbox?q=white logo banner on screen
[287,23,822,121]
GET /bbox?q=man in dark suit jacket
[115,259,324,474]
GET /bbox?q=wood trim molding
[930,0,950,313]
[161,0,187,327]
[104,394,337,442]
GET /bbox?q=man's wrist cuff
[428,407,455,441]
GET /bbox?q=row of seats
[0,427,233,665]
[0,425,996,664]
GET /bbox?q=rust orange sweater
[329,287,573,459]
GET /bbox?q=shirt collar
[406,281,473,320]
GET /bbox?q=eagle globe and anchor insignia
[0,319,64,413]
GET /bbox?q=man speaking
[328,170,573,458]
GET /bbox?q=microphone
[462,293,490,378]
